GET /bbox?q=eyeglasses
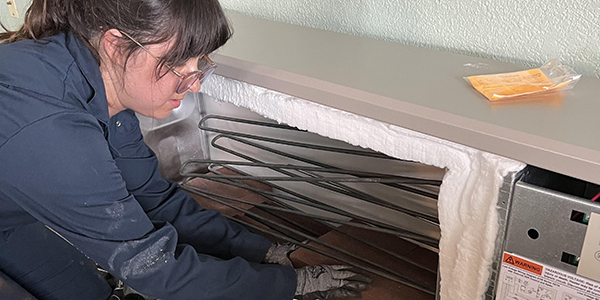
[118,30,217,94]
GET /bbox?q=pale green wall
[0,0,29,31]
[2,0,598,77]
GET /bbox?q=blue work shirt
[0,31,296,300]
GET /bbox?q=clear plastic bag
[465,59,581,101]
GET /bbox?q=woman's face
[111,40,202,119]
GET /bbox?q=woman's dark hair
[0,0,232,73]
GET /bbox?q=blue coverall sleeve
[0,111,297,300]
[110,110,273,263]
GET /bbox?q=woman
[0,0,370,299]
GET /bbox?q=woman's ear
[101,29,124,64]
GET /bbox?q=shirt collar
[65,31,110,126]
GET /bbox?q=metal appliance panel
[504,181,600,274]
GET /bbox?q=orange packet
[467,68,560,101]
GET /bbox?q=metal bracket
[6,0,18,18]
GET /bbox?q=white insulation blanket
[202,75,526,300]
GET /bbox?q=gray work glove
[294,265,371,300]
[264,242,299,267]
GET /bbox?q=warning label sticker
[503,253,544,276]
[496,252,600,300]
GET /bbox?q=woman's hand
[263,242,299,267]
[294,265,371,300]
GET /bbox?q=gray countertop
[211,12,600,185]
